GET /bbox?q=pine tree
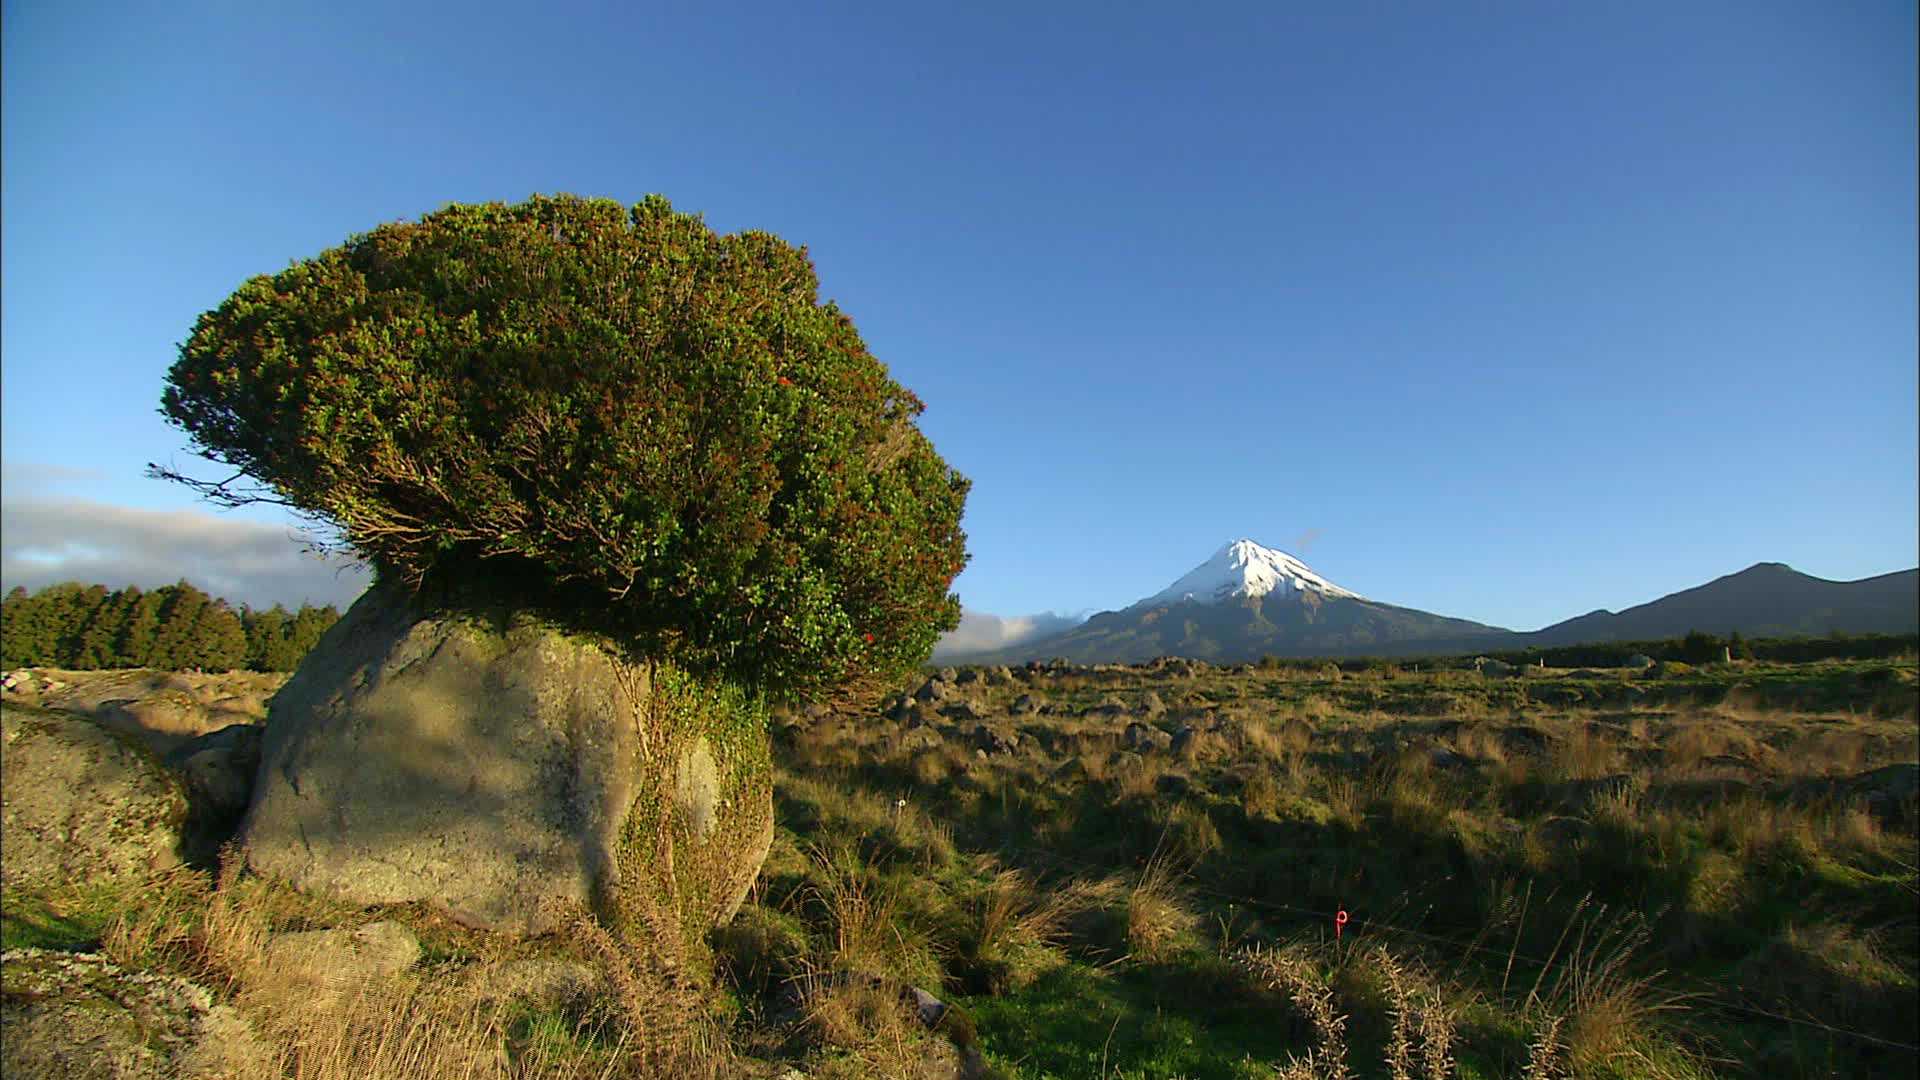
[188,599,248,672]
[0,586,48,668]
[149,582,209,671]
[285,604,339,666]
[32,583,102,668]
[245,605,300,671]
[73,588,135,669]
[121,587,168,668]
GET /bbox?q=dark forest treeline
[0,581,342,673]
[1247,629,1918,672]
[1478,628,1919,668]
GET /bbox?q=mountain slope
[1525,563,1919,644]
[986,540,1515,664]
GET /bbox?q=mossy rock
[0,705,189,890]
[242,585,773,949]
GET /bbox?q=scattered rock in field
[0,948,267,1080]
[972,725,1020,756]
[943,699,986,723]
[261,921,422,991]
[1086,695,1130,721]
[1137,691,1167,717]
[988,665,1016,686]
[896,727,944,754]
[1155,773,1191,796]
[886,697,914,723]
[954,668,982,686]
[1,705,188,889]
[1475,658,1518,678]
[1169,725,1196,755]
[1124,722,1172,753]
[1428,747,1472,769]
[1148,657,1200,678]
[1010,693,1039,715]
[913,677,954,703]
[938,667,959,683]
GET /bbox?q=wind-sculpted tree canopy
[156,194,968,700]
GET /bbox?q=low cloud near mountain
[933,608,1086,662]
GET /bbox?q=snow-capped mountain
[1141,539,1361,607]
[964,537,1514,663]
[940,540,1919,665]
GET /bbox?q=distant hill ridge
[1527,562,1920,645]
[965,542,1918,664]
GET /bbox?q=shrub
[156,194,968,701]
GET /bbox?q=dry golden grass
[1548,723,1623,781]
[1524,899,1687,1077]
[1124,852,1201,964]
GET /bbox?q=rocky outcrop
[0,949,266,1080]
[6,669,282,756]
[164,723,264,822]
[240,586,774,940]
[1,705,189,888]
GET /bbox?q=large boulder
[1,705,189,889]
[240,586,775,941]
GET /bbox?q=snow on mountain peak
[1142,539,1362,607]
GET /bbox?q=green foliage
[0,580,338,671]
[158,193,968,701]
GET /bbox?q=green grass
[0,887,114,951]
[963,961,1292,1079]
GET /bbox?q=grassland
[4,654,1915,1078]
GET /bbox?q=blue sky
[3,1,1914,633]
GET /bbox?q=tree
[149,582,210,671]
[187,599,248,671]
[244,605,288,671]
[121,587,169,668]
[283,605,339,668]
[154,194,968,701]
[73,587,135,668]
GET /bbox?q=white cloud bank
[1,497,371,611]
[932,608,1086,662]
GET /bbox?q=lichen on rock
[1,704,190,890]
